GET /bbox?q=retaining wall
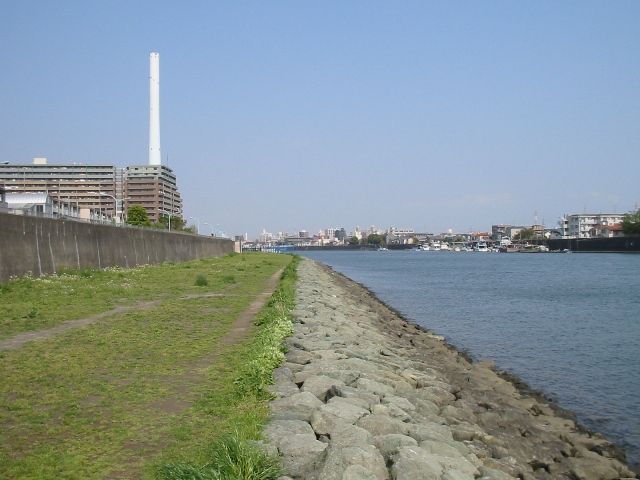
[0,212,234,283]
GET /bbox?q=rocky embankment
[261,259,636,480]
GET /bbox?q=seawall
[262,258,637,479]
[0,212,234,282]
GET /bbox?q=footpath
[261,258,636,480]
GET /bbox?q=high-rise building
[124,165,181,223]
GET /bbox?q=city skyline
[1,2,639,236]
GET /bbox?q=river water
[300,250,640,466]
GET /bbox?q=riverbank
[263,258,636,479]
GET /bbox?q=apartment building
[0,158,182,224]
[0,159,118,217]
[559,213,625,238]
[124,165,182,223]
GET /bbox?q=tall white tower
[148,52,161,166]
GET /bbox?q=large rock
[373,434,418,460]
[407,422,454,442]
[355,378,396,396]
[278,433,327,478]
[319,445,388,480]
[267,380,300,398]
[287,348,314,365]
[330,423,374,447]
[382,394,416,412]
[330,385,380,409]
[311,398,370,435]
[270,392,323,422]
[390,446,443,480]
[263,419,315,447]
[301,374,346,401]
[342,465,381,480]
[356,414,409,436]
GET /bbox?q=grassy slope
[0,253,295,479]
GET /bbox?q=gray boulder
[330,423,374,447]
[356,414,409,436]
[278,433,328,478]
[301,374,346,402]
[319,444,388,480]
[390,446,443,480]
[373,434,418,460]
[270,392,323,422]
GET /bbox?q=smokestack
[149,52,161,166]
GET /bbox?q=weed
[158,434,280,480]
[195,274,209,287]
[222,275,235,284]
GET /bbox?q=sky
[1,1,639,237]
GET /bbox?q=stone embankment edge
[261,258,637,480]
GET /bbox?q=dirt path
[109,267,285,478]
[0,272,281,352]
[0,301,164,351]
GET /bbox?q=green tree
[126,205,151,226]
[157,215,186,231]
[366,233,385,246]
[622,210,640,235]
[514,228,534,240]
[348,236,360,245]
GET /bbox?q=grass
[0,254,280,340]
[156,255,298,480]
[0,253,297,480]
[157,435,281,480]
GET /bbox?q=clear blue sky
[2,1,638,237]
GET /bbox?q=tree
[126,205,151,226]
[157,215,186,231]
[514,228,534,240]
[348,236,359,245]
[622,210,640,235]
[366,233,385,246]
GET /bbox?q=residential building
[123,165,182,223]
[0,158,182,224]
[559,213,625,238]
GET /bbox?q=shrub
[222,275,236,284]
[195,274,209,287]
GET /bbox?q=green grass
[0,253,296,480]
[157,435,281,480]
[0,254,281,340]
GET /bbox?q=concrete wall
[0,212,234,283]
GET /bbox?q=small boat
[431,241,441,251]
[377,246,389,251]
[420,244,431,251]
[440,242,450,251]
[453,246,461,252]
[476,242,488,252]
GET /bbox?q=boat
[377,246,389,251]
[476,242,488,252]
[420,244,431,251]
[453,246,461,252]
[440,242,450,251]
[431,241,441,251]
